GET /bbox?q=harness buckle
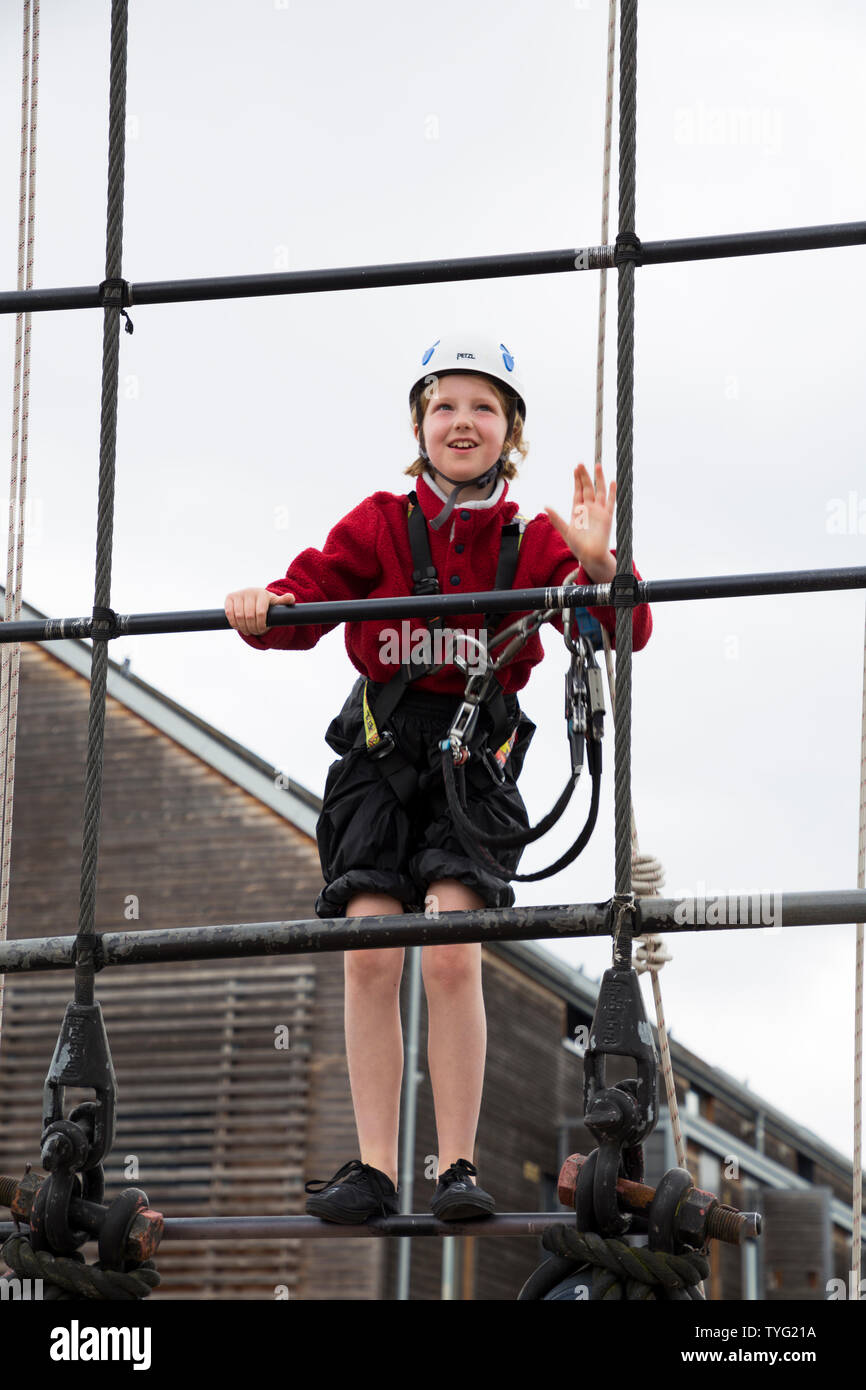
[447,700,480,752]
[367,729,397,760]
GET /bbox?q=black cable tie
[611,573,640,607]
[98,277,135,333]
[71,934,107,973]
[613,231,643,266]
[90,605,120,641]
[610,891,638,968]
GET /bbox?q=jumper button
[460,510,471,520]
[450,575,461,585]
[455,543,465,554]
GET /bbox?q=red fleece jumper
[238,473,652,693]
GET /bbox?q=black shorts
[315,676,537,918]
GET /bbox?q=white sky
[1,0,865,1166]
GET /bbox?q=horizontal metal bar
[0,1213,566,1241]
[164,1212,567,1239]
[1,892,863,975]
[0,221,862,315]
[639,220,866,265]
[1,566,864,646]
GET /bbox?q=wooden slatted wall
[0,958,314,1300]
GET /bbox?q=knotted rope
[1,1233,159,1300]
[542,1224,708,1300]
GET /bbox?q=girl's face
[414,373,508,492]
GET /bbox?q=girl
[225,333,652,1225]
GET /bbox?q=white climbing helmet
[409,332,527,422]
[408,332,527,530]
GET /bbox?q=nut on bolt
[676,1184,719,1247]
[0,1168,43,1222]
[1,1170,164,1262]
[558,1153,761,1246]
[125,1209,165,1262]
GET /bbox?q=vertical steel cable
[74,0,129,1006]
[593,0,617,476]
[592,0,686,1169]
[613,0,638,924]
[0,0,39,1048]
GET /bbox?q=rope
[0,0,40,1055]
[599,628,685,1171]
[542,1224,708,1300]
[854,599,865,1286]
[74,0,129,1006]
[1,1234,159,1300]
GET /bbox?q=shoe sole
[431,1194,496,1221]
[306,1197,398,1224]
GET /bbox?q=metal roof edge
[9,590,321,839]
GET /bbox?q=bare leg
[421,878,487,1181]
[343,892,405,1188]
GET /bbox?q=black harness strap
[360,493,525,803]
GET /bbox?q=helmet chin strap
[424,457,504,531]
[417,395,516,532]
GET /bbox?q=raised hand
[545,463,617,580]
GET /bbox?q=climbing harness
[440,606,606,882]
[356,491,530,805]
[359,488,609,882]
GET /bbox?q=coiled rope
[0,1235,159,1300]
[540,1224,708,1300]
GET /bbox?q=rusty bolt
[0,1171,164,1262]
[708,1201,761,1243]
[125,1209,165,1262]
[557,1152,761,1246]
[0,1168,44,1222]
[676,1183,719,1246]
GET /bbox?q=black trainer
[304,1160,399,1224]
[430,1158,495,1220]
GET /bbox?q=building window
[698,1151,721,1194]
[796,1152,815,1183]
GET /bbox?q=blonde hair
[405,375,528,480]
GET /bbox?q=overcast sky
[1,0,864,1166]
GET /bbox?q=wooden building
[0,598,861,1300]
